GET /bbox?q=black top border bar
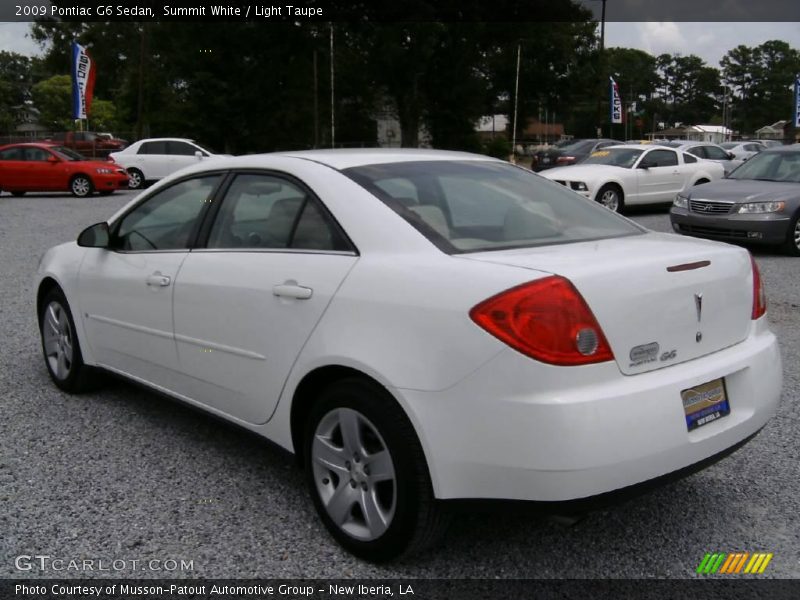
[3,0,800,22]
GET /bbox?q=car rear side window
[114,175,222,251]
[683,153,698,163]
[206,173,349,251]
[0,147,23,160]
[704,146,729,160]
[344,160,642,253]
[138,141,167,155]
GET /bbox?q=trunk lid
[461,232,753,375]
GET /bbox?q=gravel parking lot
[1,190,798,579]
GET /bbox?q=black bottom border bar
[3,579,799,600]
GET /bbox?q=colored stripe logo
[696,552,773,574]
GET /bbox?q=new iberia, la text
[17,583,416,596]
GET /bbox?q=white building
[684,125,732,144]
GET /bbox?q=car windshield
[582,147,644,168]
[344,160,643,254]
[558,140,595,154]
[727,150,800,182]
[50,146,85,161]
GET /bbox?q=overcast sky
[1,21,799,68]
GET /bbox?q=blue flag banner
[71,41,96,120]
[794,76,800,128]
[610,77,622,124]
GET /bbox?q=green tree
[31,74,73,130]
[721,41,800,133]
[0,51,41,133]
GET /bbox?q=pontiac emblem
[694,293,703,322]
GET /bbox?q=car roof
[132,137,196,143]
[605,144,672,150]
[262,148,501,170]
[0,142,58,149]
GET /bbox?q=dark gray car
[670,145,800,256]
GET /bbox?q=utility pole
[135,25,147,140]
[329,24,335,148]
[511,42,521,163]
[313,50,319,148]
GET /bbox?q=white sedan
[108,137,229,189]
[36,149,781,561]
[540,144,725,212]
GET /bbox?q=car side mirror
[638,160,652,169]
[47,155,59,163]
[727,152,735,160]
[195,150,204,159]
[77,222,110,248]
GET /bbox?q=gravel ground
[1,191,798,579]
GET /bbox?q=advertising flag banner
[71,41,96,119]
[794,75,800,128]
[610,77,623,124]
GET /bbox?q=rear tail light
[556,156,576,164]
[469,276,614,366]
[750,254,767,319]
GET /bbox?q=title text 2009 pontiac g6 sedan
[36,150,781,561]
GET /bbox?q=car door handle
[273,282,313,300]
[146,272,171,287]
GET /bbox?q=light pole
[511,42,522,163]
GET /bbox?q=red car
[0,142,129,197]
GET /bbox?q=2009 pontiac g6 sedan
[36,149,782,561]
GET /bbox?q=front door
[635,148,682,203]
[78,174,224,389]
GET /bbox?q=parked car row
[0,137,224,197]
[539,144,725,212]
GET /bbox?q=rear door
[136,140,170,179]
[0,146,26,190]
[171,171,357,424]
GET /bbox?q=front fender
[36,242,95,365]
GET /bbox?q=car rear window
[344,160,643,254]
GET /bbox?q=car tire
[127,168,145,190]
[693,178,710,186]
[11,191,26,197]
[70,175,94,198]
[596,184,624,213]
[39,288,98,393]
[782,213,800,256]
[304,377,447,562]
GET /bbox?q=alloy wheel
[71,177,91,197]
[42,301,74,381]
[311,407,397,541]
[128,170,143,189]
[600,189,619,212]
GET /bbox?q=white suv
[109,138,228,189]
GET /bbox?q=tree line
[1,6,798,153]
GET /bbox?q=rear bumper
[444,428,762,514]
[670,208,790,245]
[398,319,781,502]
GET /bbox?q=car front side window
[113,175,222,251]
